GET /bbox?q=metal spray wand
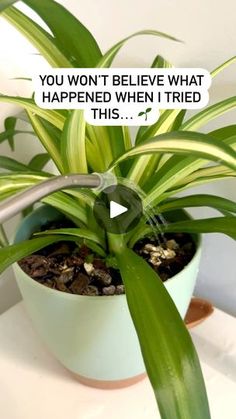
[0,172,116,224]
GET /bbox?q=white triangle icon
[110,201,128,219]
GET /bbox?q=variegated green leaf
[110,131,236,173]
[3,6,72,67]
[151,54,173,69]
[116,247,210,419]
[0,0,17,11]
[42,192,87,226]
[23,0,102,67]
[159,195,236,214]
[0,156,30,172]
[0,173,48,201]
[181,97,236,131]
[0,235,88,274]
[131,109,183,185]
[162,170,235,200]
[34,227,105,249]
[0,128,34,145]
[27,111,63,173]
[0,95,65,130]
[129,216,236,247]
[28,153,50,171]
[61,110,87,174]
[97,30,180,68]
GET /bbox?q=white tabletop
[0,303,235,419]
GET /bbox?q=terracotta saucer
[185,297,214,329]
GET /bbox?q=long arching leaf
[27,111,63,172]
[0,156,30,172]
[61,110,87,174]
[181,97,236,131]
[116,248,210,419]
[110,131,236,172]
[2,6,72,67]
[163,217,236,239]
[159,195,236,214]
[0,95,65,129]
[23,0,102,67]
[28,153,50,171]
[97,30,180,68]
[0,235,89,274]
[129,216,236,247]
[0,0,17,11]
[34,227,105,249]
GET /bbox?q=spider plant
[0,1,236,418]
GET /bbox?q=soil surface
[19,219,195,296]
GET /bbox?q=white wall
[0,0,235,314]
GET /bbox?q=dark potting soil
[19,218,195,296]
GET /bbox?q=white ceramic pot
[13,205,201,388]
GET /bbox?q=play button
[110,201,128,219]
[93,184,143,234]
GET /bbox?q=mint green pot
[13,205,201,388]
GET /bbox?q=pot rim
[14,205,202,301]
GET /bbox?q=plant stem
[107,233,126,254]
[0,224,9,247]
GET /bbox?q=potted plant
[0,1,235,418]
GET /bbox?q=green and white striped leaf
[162,135,236,193]
[210,125,236,140]
[23,0,102,67]
[110,131,236,172]
[160,171,235,204]
[0,173,88,225]
[0,156,30,172]
[0,0,17,11]
[86,125,124,175]
[0,224,8,247]
[122,125,132,151]
[42,192,88,226]
[159,195,236,214]
[130,56,178,183]
[143,130,236,196]
[3,6,72,67]
[97,30,180,68]
[34,226,106,256]
[181,97,236,131]
[61,110,87,174]
[129,216,236,247]
[137,109,182,146]
[151,54,173,69]
[85,137,106,172]
[129,110,183,184]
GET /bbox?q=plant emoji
[138,107,152,121]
